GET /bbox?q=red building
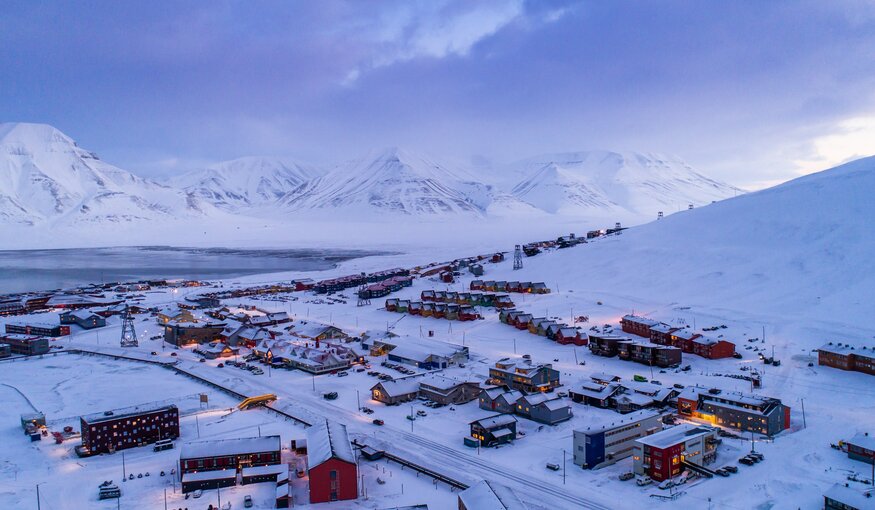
[818,342,875,376]
[690,335,736,359]
[649,324,736,360]
[307,420,357,503]
[621,315,660,338]
[632,424,718,481]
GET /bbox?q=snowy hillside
[522,155,875,324]
[279,148,490,217]
[0,123,213,226]
[169,156,322,211]
[507,151,742,218]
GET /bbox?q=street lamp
[35,482,45,510]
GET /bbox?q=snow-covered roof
[82,404,176,425]
[180,435,281,460]
[819,342,875,360]
[181,469,237,483]
[306,419,355,469]
[636,424,715,449]
[670,328,700,340]
[458,480,528,510]
[649,323,676,334]
[419,375,468,391]
[575,409,661,435]
[848,433,875,451]
[472,414,517,429]
[372,379,421,397]
[241,464,289,477]
[590,372,621,383]
[541,399,570,412]
[823,483,875,509]
[622,315,660,326]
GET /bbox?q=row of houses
[469,280,550,294]
[385,300,481,321]
[420,290,515,309]
[313,268,411,294]
[357,275,415,299]
[818,342,875,377]
[621,315,736,359]
[498,309,587,345]
[588,332,682,368]
[479,388,572,425]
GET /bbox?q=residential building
[677,387,790,436]
[370,379,421,405]
[621,315,660,338]
[418,376,481,405]
[573,410,663,469]
[478,388,524,414]
[632,424,718,482]
[5,322,69,337]
[819,342,875,376]
[588,333,634,358]
[488,358,560,393]
[0,343,10,358]
[306,420,357,503]
[514,393,572,425]
[60,310,107,329]
[1,334,49,355]
[470,414,518,448]
[618,342,682,368]
[79,404,179,455]
[180,436,281,475]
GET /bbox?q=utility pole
[356,389,361,411]
[164,488,168,510]
[800,398,806,429]
[513,338,517,354]
[36,483,43,510]
[122,451,127,480]
[196,415,200,438]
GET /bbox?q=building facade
[819,343,875,376]
[307,420,357,504]
[488,358,560,393]
[677,387,790,436]
[573,410,663,469]
[1,334,49,355]
[632,424,718,482]
[180,436,282,475]
[80,404,179,455]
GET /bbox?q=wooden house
[494,281,508,292]
[433,304,447,319]
[514,314,533,330]
[445,304,460,321]
[506,281,522,293]
[470,414,517,448]
[421,290,436,302]
[494,295,514,309]
[421,303,435,317]
[557,328,587,346]
[459,307,479,321]
[396,300,410,314]
[530,282,550,294]
[385,299,399,312]
[408,301,423,316]
[528,317,547,334]
[499,309,518,324]
[470,280,485,291]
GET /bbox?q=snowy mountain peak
[506,150,742,217]
[170,156,322,211]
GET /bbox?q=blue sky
[2,0,874,188]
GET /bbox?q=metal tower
[119,305,138,347]
[357,284,371,307]
[513,245,523,270]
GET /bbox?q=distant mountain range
[0,122,743,227]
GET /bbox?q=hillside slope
[513,155,874,323]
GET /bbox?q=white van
[636,476,653,486]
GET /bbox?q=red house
[557,327,587,346]
[691,335,736,359]
[307,420,357,503]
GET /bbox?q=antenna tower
[119,305,138,347]
[513,245,523,271]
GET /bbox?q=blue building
[572,410,662,469]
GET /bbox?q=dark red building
[307,420,357,503]
[80,404,179,454]
[180,435,282,475]
[5,322,70,337]
[621,315,660,338]
[818,342,875,376]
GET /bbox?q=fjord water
[0,246,382,294]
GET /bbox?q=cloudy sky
[2,0,874,189]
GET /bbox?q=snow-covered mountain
[279,148,491,216]
[169,156,322,211]
[0,123,212,226]
[507,151,742,217]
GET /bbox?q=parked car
[244,495,253,508]
[199,359,206,363]
[337,371,349,377]
[323,392,338,400]
[546,463,560,471]
[372,419,384,426]
[150,351,158,355]
[723,465,738,473]
[658,479,675,490]
[416,410,427,417]
[217,363,224,368]
[714,468,730,477]
[618,472,635,481]
[170,352,177,357]
[738,457,755,466]
[636,476,653,486]
[749,452,764,461]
